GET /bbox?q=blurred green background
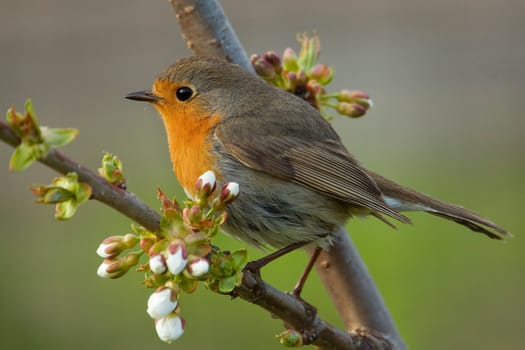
[1,0,523,349]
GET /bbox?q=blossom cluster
[251,33,373,120]
[96,170,242,343]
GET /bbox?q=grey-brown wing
[214,122,410,224]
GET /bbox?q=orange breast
[159,103,221,194]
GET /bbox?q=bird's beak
[125,90,161,103]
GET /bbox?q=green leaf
[53,173,78,192]
[24,99,38,126]
[41,127,79,147]
[218,276,236,294]
[76,182,92,204]
[98,152,125,184]
[131,223,152,237]
[179,277,199,294]
[55,201,77,220]
[231,249,248,271]
[9,142,36,171]
[42,187,75,203]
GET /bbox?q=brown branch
[170,0,406,349]
[169,0,252,71]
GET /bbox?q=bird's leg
[291,246,322,299]
[245,241,310,272]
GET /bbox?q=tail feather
[368,171,510,240]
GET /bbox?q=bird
[126,56,509,258]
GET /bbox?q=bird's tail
[368,171,510,239]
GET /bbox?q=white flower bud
[187,257,210,277]
[149,254,167,274]
[96,242,117,258]
[96,260,121,279]
[196,170,216,195]
[225,182,239,197]
[147,288,178,320]
[155,313,185,343]
[166,242,188,275]
[219,182,240,204]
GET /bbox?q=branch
[168,0,252,71]
[170,0,406,349]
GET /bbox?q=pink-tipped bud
[182,205,202,225]
[96,242,120,259]
[166,242,188,275]
[155,313,185,344]
[97,259,123,279]
[220,182,240,204]
[308,64,334,85]
[338,90,373,108]
[96,251,141,279]
[195,170,216,196]
[147,287,178,320]
[282,48,299,72]
[251,54,275,80]
[96,234,138,258]
[337,102,367,118]
[187,257,210,277]
[264,51,282,73]
[149,254,167,274]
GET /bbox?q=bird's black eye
[176,86,193,101]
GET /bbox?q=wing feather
[215,123,409,224]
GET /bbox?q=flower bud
[195,170,216,196]
[182,205,201,225]
[96,234,138,258]
[308,63,334,85]
[220,182,239,204]
[155,313,185,343]
[166,241,188,275]
[96,251,141,279]
[147,287,178,320]
[282,48,299,72]
[98,152,125,184]
[149,254,167,274]
[337,90,373,109]
[97,259,123,279]
[337,102,367,118]
[278,329,303,347]
[251,54,275,80]
[187,257,210,277]
[264,51,282,74]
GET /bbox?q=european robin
[126,56,509,252]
